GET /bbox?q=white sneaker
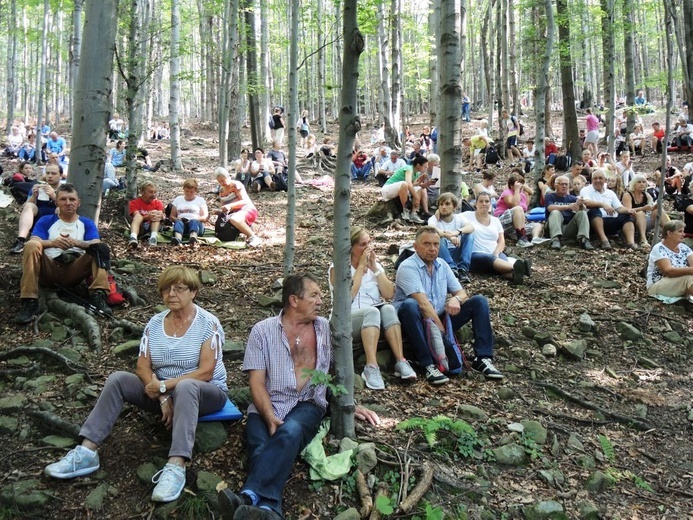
[148,236,158,247]
[151,463,186,502]
[401,209,411,221]
[248,235,262,248]
[394,359,417,380]
[361,364,385,390]
[425,364,449,385]
[45,445,100,479]
[530,236,552,246]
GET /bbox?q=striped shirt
[243,313,331,421]
[139,305,228,391]
[393,253,461,314]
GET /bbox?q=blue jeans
[437,235,474,272]
[470,251,508,273]
[242,402,325,516]
[173,219,206,236]
[462,105,471,122]
[397,295,494,367]
[351,162,372,180]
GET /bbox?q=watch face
[160,382,166,393]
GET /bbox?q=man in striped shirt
[219,274,379,520]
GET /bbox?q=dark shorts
[507,136,518,148]
[300,130,309,138]
[470,252,508,273]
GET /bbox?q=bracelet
[160,395,171,406]
[373,269,385,277]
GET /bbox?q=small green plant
[302,369,347,397]
[341,473,356,498]
[174,493,211,519]
[412,502,445,520]
[0,506,22,520]
[308,479,325,493]
[598,434,615,463]
[375,495,394,515]
[397,416,482,458]
[520,433,541,461]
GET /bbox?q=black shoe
[511,260,526,285]
[151,160,163,173]
[233,505,283,520]
[523,259,532,278]
[89,290,113,317]
[458,270,471,284]
[9,239,25,255]
[170,237,182,246]
[420,211,433,220]
[579,237,595,251]
[13,299,39,324]
[471,357,504,380]
[218,489,252,520]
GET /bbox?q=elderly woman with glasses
[44,266,228,504]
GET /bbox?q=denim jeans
[437,235,474,272]
[397,295,494,367]
[173,219,206,236]
[242,402,325,516]
[351,162,372,180]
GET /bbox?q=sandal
[639,242,651,250]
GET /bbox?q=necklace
[169,312,193,338]
[284,319,309,347]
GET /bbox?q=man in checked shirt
[219,274,379,520]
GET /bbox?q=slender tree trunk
[330,0,364,441]
[245,0,261,150]
[390,0,403,150]
[500,0,509,111]
[125,0,146,198]
[508,0,519,114]
[169,0,182,170]
[439,0,462,196]
[679,0,693,106]
[428,0,439,128]
[378,2,395,146]
[557,0,580,159]
[623,0,636,134]
[260,0,271,143]
[218,0,232,166]
[227,0,242,160]
[317,0,327,134]
[601,0,615,154]
[69,0,84,133]
[36,0,50,162]
[70,0,119,223]
[495,0,505,157]
[283,0,300,277]
[533,0,553,178]
[6,0,18,134]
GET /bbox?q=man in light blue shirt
[394,226,503,384]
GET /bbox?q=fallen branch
[398,462,434,514]
[533,407,613,427]
[0,362,40,379]
[0,346,87,373]
[108,318,145,337]
[28,410,80,437]
[45,292,102,352]
[355,469,372,518]
[535,381,654,431]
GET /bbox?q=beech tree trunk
[428,0,439,128]
[169,0,182,170]
[330,0,364,441]
[125,0,147,198]
[438,0,462,196]
[601,0,615,154]
[679,0,693,107]
[6,0,18,134]
[533,0,554,178]
[623,0,636,134]
[377,2,396,146]
[390,0,403,150]
[36,0,50,160]
[557,0,580,160]
[69,0,84,133]
[245,0,261,150]
[70,0,119,223]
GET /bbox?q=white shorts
[584,130,599,144]
[381,182,421,201]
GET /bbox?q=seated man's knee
[173,378,198,396]
[398,298,422,319]
[24,240,43,254]
[465,294,489,313]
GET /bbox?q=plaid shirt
[243,313,331,421]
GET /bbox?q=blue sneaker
[45,445,100,479]
[151,463,186,502]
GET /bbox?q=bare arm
[410,292,445,331]
[248,369,283,435]
[655,257,693,278]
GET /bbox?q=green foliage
[0,506,21,520]
[341,473,356,498]
[375,495,394,515]
[397,416,482,459]
[309,479,325,493]
[520,433,541,461]
[412,502,445,520]
[598,434,615,463]
[302,369,347,397]
[174,493,211,519]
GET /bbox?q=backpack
[268,116,275,130]
[555,154,572,171]
[272,172,288,192]
[485,144,499,165]
[424,315,464,376]
[215,213,241,242]
[10,180,38,205]
[674,194,690,212]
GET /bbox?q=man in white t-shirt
[428,192,474,283]
[580,169,636,250]
[375,150,407,187]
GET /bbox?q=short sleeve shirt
[494,188,528,216]
[393,253,461,314]
[647,242,693,287]
[580,185,622,218]
[129,197,164,217]
[172,195,208,221]
[32,214,99,259]
[544,192,578,220]
[462,211,503,254]
[243,314,332,421]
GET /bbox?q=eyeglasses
[165,285,190,294]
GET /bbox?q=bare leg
[398,183,409,207]
[635,213,647,244]
[361,326,380,366]
[511,206,525,230]
[17,203,39,239]
[130,212,144,236]
[622,221,635,246]
[383,325,405,362]
[229,212,256,240]
[591,217,608,242]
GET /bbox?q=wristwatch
[159,380,167,394]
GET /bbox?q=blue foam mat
[198,398,243,422]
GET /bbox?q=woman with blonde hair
[328,227,416,390]
[622,174,669,249]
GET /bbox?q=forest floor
[0,111,692,520]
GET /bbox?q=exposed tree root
[368,485,388,520]
[28,410,80,437]
[533,407,613,427]
[354,469,373,518]
[44,292,102,352]
[398,462,434,514]
[0,362,40,379]
[535,381,654,431]
[0,346,87,373]
[108,318,144,337]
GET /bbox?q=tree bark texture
[600,0,615,154]
[330,0,364,441]
[69,0,119,223]
[533,0,554,178]
[556,0,580,160]
[169,0,182,170]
